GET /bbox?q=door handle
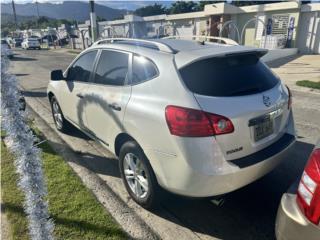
[108,103,121,111]
[76,93,84,98]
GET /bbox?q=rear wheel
[50,96,71,133]
[119,141,160,209]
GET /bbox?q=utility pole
[36,0,40,19]
[35,0,40,28]
[89,0,97,42]
[11,0,17,31]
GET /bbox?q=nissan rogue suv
[48,38,296,209]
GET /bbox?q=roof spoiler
[224,49,268,58]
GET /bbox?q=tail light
[165,105,234,137]
[297,148,320,225]
[286,85,292,109]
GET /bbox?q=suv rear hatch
[178,52,291,160]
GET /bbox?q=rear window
[179,54,279,97]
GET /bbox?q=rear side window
[93,50,129,86]
[68,50,97,82]
[179,54,279,97]
[132,55,158,84]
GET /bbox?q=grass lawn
[296,80,320,90]
[1,135,127,240]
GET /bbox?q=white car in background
[22,38,41,50]
[1,39,14,59]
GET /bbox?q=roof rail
[92,38,176,53]
[162,35,239,46]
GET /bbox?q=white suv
[22,38,41,50]
[48,38,296,209]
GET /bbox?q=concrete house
[231,1,301,48]
[75,1,319,54]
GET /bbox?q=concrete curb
[27,105,159,240]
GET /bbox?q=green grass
[1,137,127,240]
[296,80,320,90]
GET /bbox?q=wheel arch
[48,91,54,102]
[114,133,138,157]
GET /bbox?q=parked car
[1,39,14,59]
[47,38,296,209]
[13,38,23,47]
[275,140,320,240]
[41,34,58,46]
[22,38,41,50]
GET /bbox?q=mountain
[1,1,127,22]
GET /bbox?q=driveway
[269,54,320,94]
[9,49,320,240]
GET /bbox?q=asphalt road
[10,49,320,240]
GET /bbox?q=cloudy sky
[1,0,174,10]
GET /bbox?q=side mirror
[51,70,64,81]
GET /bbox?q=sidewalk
[268,54,320,95]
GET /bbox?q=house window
[271,14,290,36]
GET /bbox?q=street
[10,49,320,240]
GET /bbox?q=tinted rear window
[179,54,279,97]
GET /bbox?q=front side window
[93,50,129,86]
[132,55,158,84]
[67,50,97,82]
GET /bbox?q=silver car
[275,140,320,240]
[47,38,296,209]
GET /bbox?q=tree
[134,3,167,17]
[1,16,76,36]
[231,1,283,7]
[197,1,226,11]
[97,16,107,22]
[38,16,49,24]
[169,1,198,14]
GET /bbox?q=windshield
[179,54,279,97]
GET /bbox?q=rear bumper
[275,193,320,240]
[151,133,295,197]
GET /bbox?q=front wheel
[119,141,161,209]
[50,96,71,133]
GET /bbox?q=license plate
[254,118,273,142]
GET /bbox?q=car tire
[119,141,161,209]
[50,96,71,133]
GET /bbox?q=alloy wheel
[52,100,63,129]
[123,153,149,199]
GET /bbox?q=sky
[1,0,174,10]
